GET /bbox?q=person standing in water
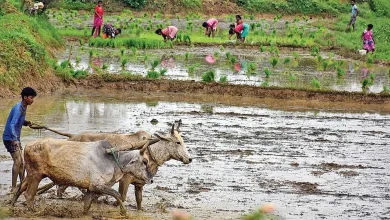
[92,0,104,37]
[3,87,37,193]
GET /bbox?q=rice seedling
[219,75,228,83]
[151,59,159,70]
[288,72,296,82]
[311,77,321,89]
[187,63,199,75]
[261,81,269,87]
[225,52,232,59]
[159,68,168,76]
[121,58,128,68]
[147,71,160,79]
[336,67,345,78]
[185,52,190,61]
[259,46,265,52]
[71,69,88,79]
[264,68,271,78]
[89,49,94,58]
[213,51,220,58]
[283,57,291,65]
[230,56,237,65]
[317,55,323,63]
[270,57,278,68]
[247,62,257,75]
[311,46,320,56]
[322,60,329,71]
[120,48,125,56]
[367,55,374,64]
[201,70,215,82]
[75,56,81,64]
[102,63,108,70]
[131,47,137,56]
[382,85,389,95]
[60,60,71,69]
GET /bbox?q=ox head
[155,120,192,164]
[122,151,153,183]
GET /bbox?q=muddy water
[1,92,390,220]
[58,44,390,93]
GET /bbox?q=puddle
[57,44,390,93]
[0,92,389,219]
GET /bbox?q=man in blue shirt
[3,87,37,192]
[346,0,358,32]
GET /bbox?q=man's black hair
[21,87,37,98]
[117,28,122,34]
[368,24,373,29]
[155,28,162,34]
[202,22,208,28]
[98,0,103,3]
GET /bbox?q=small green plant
[367,55,374,64]
[187,64,199,75]
[336,67,345,78]
[147,71,160,79]
[131,47,137,56]
[89,50,94,58]
[219,75,228,83]
[322,60,329,71]
[261,80,269,87]
[283,57,291,65]
[311,77,321,89]
[60,60,71,69]
[264,68,271,78]
[288,72,296,82]
[213,51,220,58]
[292,51,299,60]
[102,63,108,70]
[259,46,265,52]
[185,52,190,61]
[225,52,232,59]
[159,68,167,76]
[270,57,278,68]
[121,58,128,68]
[120,48,125,56]
[230,56,237,65]
[75,56,81,64]
[247,63,257,75]
[311,46,320,56]
[382,85,390,95]
[151,59,159,70]
[201,70,215,82]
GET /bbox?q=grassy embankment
[0,0,65,94]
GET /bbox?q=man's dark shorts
[3,140,22,154]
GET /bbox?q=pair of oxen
[11,120,192,215]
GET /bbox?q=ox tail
[43,127,74,138]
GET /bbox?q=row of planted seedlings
[66,42,390,93]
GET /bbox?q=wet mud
[0,92,389,219]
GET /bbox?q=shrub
[123,0,147,9]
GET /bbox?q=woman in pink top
[155,26,178,41]
[361,24,375,53]
[202,18,218,38]
[92,0,104,37]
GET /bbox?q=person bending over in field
[102,23,121,38]
[202,18,218,38]
[155,26,178,42]
[362,24,375,54]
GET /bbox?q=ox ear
[155,133,171,141]
[171,123,175,135]
[176,119,182,132]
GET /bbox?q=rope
[110,148,123,172]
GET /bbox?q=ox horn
[171,122,175,135]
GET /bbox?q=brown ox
[41,121,192,210]
[11,138,151,215]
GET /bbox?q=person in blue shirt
[346,0,358,32]
[3,87,37,192]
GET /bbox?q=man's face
[98,2,103,6]
[24,96,35,105]
[351,1,354,5]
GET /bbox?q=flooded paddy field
[58,44,390,93]
[1,92,390,219]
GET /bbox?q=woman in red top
[92,1,104,37]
